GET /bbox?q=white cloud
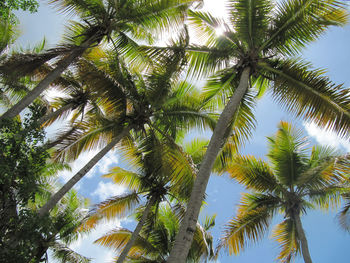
[96,150,119,175]
[304,122,350,152]
[92,181,126,201]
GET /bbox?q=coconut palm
[0,0,201,121]
[39,41,217,216]
[37,52,117,126]
[80,131,197,263]
[164,1,350,261]
[96,203,216,263]
[217,122,349,263]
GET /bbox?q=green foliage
[0,107,90,262]
[0,0,39,24]
[0,106,48,261]
[219,122,350,261]
[0,109,47,200]
[96,204,215,263]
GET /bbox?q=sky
[14,0,350,262]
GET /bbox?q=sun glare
[215,26,225,36]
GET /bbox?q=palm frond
[104,167,142,192]
[271,218,299,262]
[95,228,132,251]
[262,59,350,138]
[307,185,346,210]
[219,204,273,255]
[225,155,280,192]
[49,0,106,18]
[267,121,308,187]
[123,0,196,38]
[165,144,196,200]
[261,0,348,55]
[79,192,140,232]
[227,0,273,49]
[96,227,158,257]
[51,242,91,263]
[338,193,350,232]
[297,147,349,191]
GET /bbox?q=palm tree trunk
[294,214,313,263]
[38,126,133,216]
[0,48,86,121]
[117,195,157,263]
[38,103,75,126]
[167,67,251,263]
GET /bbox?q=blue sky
[15,1,350,262]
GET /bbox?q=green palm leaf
[225,155,280,192]
[261,0,348,55]
[80,192,140,232]
[271,218,299,262]
[261,59,350,137]
[220,202,275,255]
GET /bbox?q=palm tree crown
[219,121,349,262]
[0,0,201,120]
[166,1,350,261]
[79,132,198,262]
[96,204,216,263]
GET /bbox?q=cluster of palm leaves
[0,0,349,262]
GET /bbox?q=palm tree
[0,0,200,121]
[96,203,216,263]
[37,51,117,126]
[38,42,216,216]
[80,132,196,263]
[217,121,349,263]
[165,1,350,261]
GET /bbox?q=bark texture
[166,67,251,263]
[295,214,313,263]
[0,48,86,121]
[116,196,156,263]
[38,126,132,216]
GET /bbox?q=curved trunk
[294,214,313,263]
[0,47,86,121]
[38,103,75,126]
[167,67,251,263]
[117,196,157,263]
[38,126,132,216]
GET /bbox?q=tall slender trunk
[167,67,251,263]
[117,195,157,263]
[38,126,132,216]
[38,103,75,126]
[294,214,313,263]
[0,48,86,121]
